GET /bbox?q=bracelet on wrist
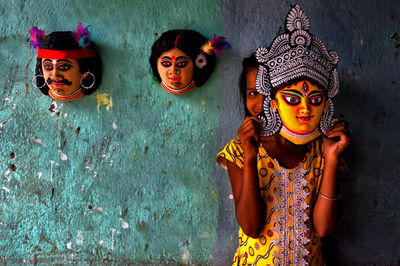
[318,192,342,201]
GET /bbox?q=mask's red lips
[169,77,181,82]
[52,82,65,87]
[296,115,313,121]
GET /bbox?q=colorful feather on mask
[201,34,231,56]
[73,24,91,48]
[29,26,45,50]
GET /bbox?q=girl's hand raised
[237,117,262,158]
[323,121,350,160]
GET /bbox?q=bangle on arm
[318,192,342,201]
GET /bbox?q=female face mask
[271,80,329,144]
[156,48,195,94]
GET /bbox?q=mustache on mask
[46,78,72,86]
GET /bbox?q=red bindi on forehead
[171,56,176,60]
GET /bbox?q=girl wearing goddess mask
[149,29,229,94]
[217,5,350,265]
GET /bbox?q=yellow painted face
[42,59,82,97]
[271,80,328,135]
[157,48,194,91]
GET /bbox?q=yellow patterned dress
[217,137,326,266]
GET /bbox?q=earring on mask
[258,96,282,137]
[319,98,335,135]
[195,54,207,69]
[80,72,95,90]
[32,74,46,89]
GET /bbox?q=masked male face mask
[42,58,83,99]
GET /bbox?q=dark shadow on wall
[216,0,400,265]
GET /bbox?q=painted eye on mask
[282,95,301,105]
[308,95,324,106]
[58,64,72,71]
[176,61,189,68]
[44,64,54,71]
[161,61,172,67]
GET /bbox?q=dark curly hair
[34,31,102,96]
[149,29,216,87]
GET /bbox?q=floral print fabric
[217,138,326,265]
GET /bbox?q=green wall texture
[0,0,223,264]
[1,0,400,265]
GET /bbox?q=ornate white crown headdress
[255,4,339,136]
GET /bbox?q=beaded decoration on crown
[255,4,339,136]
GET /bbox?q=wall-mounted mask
[254,4,339,144]
[149,30,230,94]
[29,25,102,101]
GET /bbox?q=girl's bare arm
[313,121,350,237]
[227,117,266,238]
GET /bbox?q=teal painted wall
[0,0,224,264]
[1,0,400,265]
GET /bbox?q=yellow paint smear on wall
[211,189,216,199]
[94,93,113,113]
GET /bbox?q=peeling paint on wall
[94,93,112,113]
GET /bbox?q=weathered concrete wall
[0,0,223,264]
[1,0,399,265]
